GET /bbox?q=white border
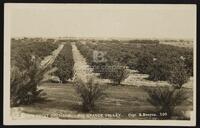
[3,3,197,126]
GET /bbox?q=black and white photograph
[3,4,196,126]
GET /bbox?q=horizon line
[11,36,193,41]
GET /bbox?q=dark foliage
[76,40,193,82]
[11,49,49,107]
[53,43,74,83]
[135,44,193,81]
[11,38,58,65]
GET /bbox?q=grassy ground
[17,82,193,120]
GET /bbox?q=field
[159,39,193,48]
[12,83,193,120]
[10,38,194,120]
[76,39,193,83]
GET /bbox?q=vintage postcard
[4,3,196,126]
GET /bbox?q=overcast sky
[6,4,196,39]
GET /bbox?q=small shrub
[135,52,154,74]
[167,62,190,89]
[145,87,189,119]
[107,64,129,85]
[74,77,106,112]
[53,43,74,83]
[184,50,193,76]
[54,56,73,83]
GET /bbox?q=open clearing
[12,83,193,120]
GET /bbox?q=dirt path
[123,70,193,88]
[41,43,65,81]
[72,43,110,84]
[41,43,65,68]
[72,43,97,82]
